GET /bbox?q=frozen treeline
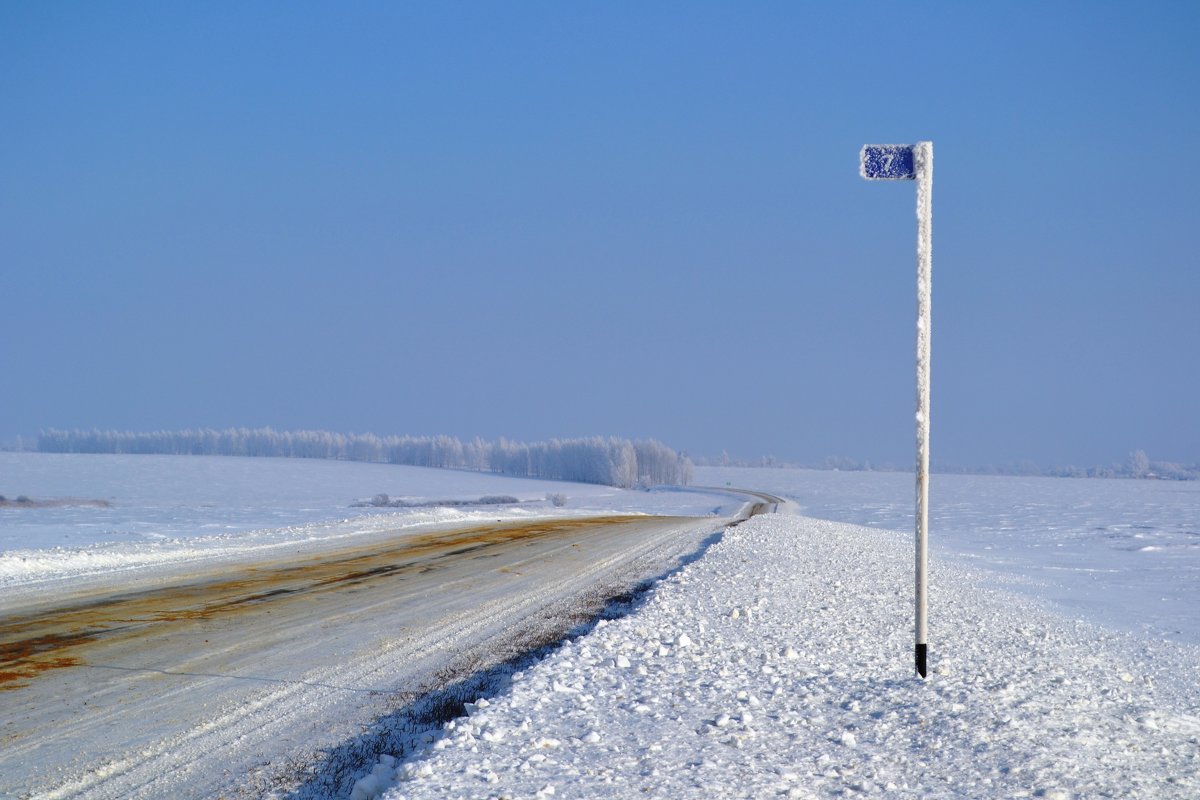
[36,429,693,489]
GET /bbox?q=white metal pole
[914,141,933,678]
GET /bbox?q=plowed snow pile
[362,514,1198,799]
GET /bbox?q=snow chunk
[350,774,383,800]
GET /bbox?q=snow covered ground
[368,511,1200,800]
[0,453,742,591]
[698,467,1200,645]
[4,456,1197,799]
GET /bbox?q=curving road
[0,499,778,799]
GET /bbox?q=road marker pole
[860,141,933,678]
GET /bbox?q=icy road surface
[0,512,740,799]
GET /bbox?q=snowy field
[18,454,1191,642]
[4,455,1198,799]
[369,513,1200,800]
[698,466,1200,645]
[0,452,742,590]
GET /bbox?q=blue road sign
[860,144,916,180]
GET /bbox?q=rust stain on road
[0,515,660,690]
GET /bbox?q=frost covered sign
[861,141,934,678]
[859,144,917,180]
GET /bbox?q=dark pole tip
[916,643,928,678]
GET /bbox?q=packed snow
[364,511,1199,800]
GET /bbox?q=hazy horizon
[3,4,1196,469]
[11,426,1191,481]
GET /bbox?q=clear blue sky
[2,1,1197,469]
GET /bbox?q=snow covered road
[0,512,738,799]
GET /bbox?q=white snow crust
[371,513,1199,799]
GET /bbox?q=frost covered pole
[860,141,933,678]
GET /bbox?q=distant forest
[36,428,693,489]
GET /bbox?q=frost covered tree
[36,428,694,488]
[1128,450,1150,479]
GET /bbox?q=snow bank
[370,515,1199,799]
